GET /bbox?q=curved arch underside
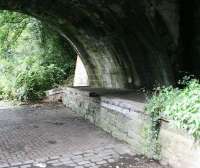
[0,0,188,89]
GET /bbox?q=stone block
[160,124,200,168]
[61,87,148,156]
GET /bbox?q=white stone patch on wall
[73,56,89,87]
[160,123,200,168]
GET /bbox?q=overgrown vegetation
[145,77,200,141]
[0,11,76,101]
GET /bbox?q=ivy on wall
[145,76,200,142]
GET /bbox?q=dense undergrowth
[145,77,200,141]
[0,11,76,101]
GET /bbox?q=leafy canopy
[0,11,76,101]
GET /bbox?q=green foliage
[145,78,200,141]
[16,64,65,101]
[0,11,76,101]
[0,11,31,59]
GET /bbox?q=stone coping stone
[46,88,64,96]
[63,87,145,99]
[100,97,145,114]
[47,87,146,117]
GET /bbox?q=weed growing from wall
[145,77,200,143]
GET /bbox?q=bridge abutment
[46,87,200,168]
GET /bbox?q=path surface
[0,102,168,168]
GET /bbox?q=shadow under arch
[0,0,177,89]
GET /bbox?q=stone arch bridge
[0,1,200,168]
[2,0,199,89]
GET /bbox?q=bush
[0,11,76,102]
[145,78,200,141]
[16,64,65,101]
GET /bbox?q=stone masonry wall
[61,87,149,155]
[47,87,200,168]
[159,123,200,168]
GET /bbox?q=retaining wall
[47,87,200,168]
[62,87,149,155]
[160,123,200,168]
